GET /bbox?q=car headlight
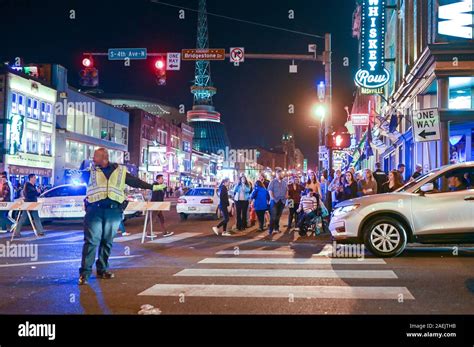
[332,204,360,217]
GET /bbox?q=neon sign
[354,0,390,92]
[438,0,473,40]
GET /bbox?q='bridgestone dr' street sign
[181,49,226,61]
[412,108,441,143]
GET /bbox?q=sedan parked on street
[176,187,233,221]
[329,162,474,257]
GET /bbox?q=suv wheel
[363,217,407,258]
[179,213,188,221]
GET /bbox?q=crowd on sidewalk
[212,162,424,237]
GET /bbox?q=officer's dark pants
[79,206,122,277]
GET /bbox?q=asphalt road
[0,208,473,315]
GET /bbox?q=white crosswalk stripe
[114,233,143,242]
[175,268,398,279]
[146,232,201,244]
[199,257,385,265]
[139,284,414,300]
[139,245,415,301]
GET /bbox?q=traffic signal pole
[83,35,334,169]
[324,33,333,173]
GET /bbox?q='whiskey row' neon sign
[354,0,390,92]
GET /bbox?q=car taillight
[178,198,187,204]
[200,198,213,204]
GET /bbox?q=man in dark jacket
[286,176,304,232]
[212,178,232,236]
[151,174,173,237]
[14,174,44,237]
[373,162,388,193]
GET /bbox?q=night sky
[2,0,359,166]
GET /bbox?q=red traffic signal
[154,59,167,86]
[154,59,165,70]
[82,57,93,68]
[79,67,99,87]
[327,132,350,150]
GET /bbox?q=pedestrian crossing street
[138,246,415,301]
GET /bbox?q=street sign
[230,47,245,63]
[412,108,441,142]
[181,49,226,61]
[351,113,370,126]
[108,48,147,60]
[166,52,181,71]
[303,159,308,172]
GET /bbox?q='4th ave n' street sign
[412,108,441,143]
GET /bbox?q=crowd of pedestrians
[212,162,420,237]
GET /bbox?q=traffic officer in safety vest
[79,148,157,285]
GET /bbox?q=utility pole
[324,33,333,172]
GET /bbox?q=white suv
[329,162,474,257]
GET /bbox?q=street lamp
[313,104,326,122]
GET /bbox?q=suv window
[43,185,87,198]
[424,167,474,194]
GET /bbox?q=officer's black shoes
[78,275,89,285]
[97,271,115,279]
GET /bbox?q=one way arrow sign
[166,53,181,71]
[418,130,437,140]
[412,108,441,143]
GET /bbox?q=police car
[176,187,233,221]
[10,184,144,221]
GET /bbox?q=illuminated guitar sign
[354,0,390,94]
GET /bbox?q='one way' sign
[412,108,441,143]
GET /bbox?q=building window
[11,92,17,113]
[183,140,191,152]
[39,133,52,156]
[26,98,33,118]
[32,99,39,119]
[45,103,53,123]
[26,130,39,154]
[66,109,75,132]
[75,111,84,134]
[157,130,167,145]
[40,102,46,122]
[171,135,180,149]
[17,94,25,116]
[449,77,473,110]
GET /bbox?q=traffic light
[154,58,166,86]
[327,132,351,150]
[82,57,93,68]
[79,56,99,87]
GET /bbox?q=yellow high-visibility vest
[86,165,127,204]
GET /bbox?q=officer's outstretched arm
[125,173,153,190]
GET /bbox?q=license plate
[188,207,197,211]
